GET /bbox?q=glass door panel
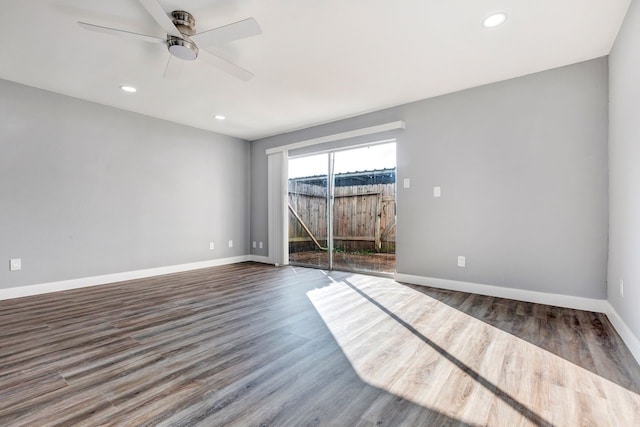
[288,153,329,269]
[332,143,396,274]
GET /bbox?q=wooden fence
[288,180,396,253]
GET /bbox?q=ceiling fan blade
[137,0,182,38]
[200,50,254,81]
[78,22,166,45]
[163,55,184,79]
[191,18,262,47]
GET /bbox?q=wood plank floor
[1,262,639,426]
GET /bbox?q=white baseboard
[248,255,274,264]
[0,255,251,301]
[394,273,608,313]
[604,302,640,365]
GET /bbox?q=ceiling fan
[78,0,261,81]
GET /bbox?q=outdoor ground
[289,250,395,274]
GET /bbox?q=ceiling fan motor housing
[167,10,198,60]
[171,10,196,36]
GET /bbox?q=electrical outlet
[259,241,263,249]
[434,186,441,197]
[252,241,256,248]
[228,240,233,248]
[403,178,410,189]
[620,279,624,298]
[457,256,466,267]
[10,258,21,271]
[209,242,215,250]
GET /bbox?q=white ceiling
[0,1,631,140]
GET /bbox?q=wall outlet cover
[10,258,21,271]
[209,242,215,250]
[228,240,233,248]
[457,256,466,267]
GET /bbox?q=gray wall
[251,58,609,299]
[609,0,640,338]
[0,79,249,289]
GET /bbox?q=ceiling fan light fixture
[167,36,198,60]
[77,1,260,80]
[483,12,507,28]
[120,85,137,93]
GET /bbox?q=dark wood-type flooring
[1,262,639,426]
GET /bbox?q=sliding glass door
[288,142,396,275]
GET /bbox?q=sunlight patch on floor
[305,274,640,426]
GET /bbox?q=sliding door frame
[327,152,335,270]
[285,138,396,274]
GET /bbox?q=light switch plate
[457,256,466,267]
[434,186,441,197]
[228,240,233,248]
[403,178,410,189]
[209,242,215,250]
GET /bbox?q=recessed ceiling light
[120,85,137,93]
[214,115,226,120]
[483,12,507,28]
